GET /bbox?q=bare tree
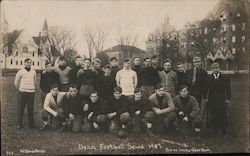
[116,26,138,59]
[83,25,112,59]
[48,26,80,55]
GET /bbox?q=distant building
[1,19,61,71]
[146,16,179,66]
[101,44,146,65]
[203,0,249,70]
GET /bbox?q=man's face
[155,87,165,97]
[84,60,91,68]
[51,87,59,96]
[59,60,66,66]
[69,87,78,97]
[134,92,142,101]
[212,65,220,74]
[123,61,130,69]
[25,60,32,68]
[45,63,53,72]
[151,58,158,65]
[75,58,82,66]
[144,59,151,67]
[134,58,141,66]
[110,60,118,67]
[177,64,185,72]
[93,62,101,69]
[114,91,122,100]
[163,62,171,71]
[104,68,111,76]
[90,93,98,103]
[180,87,189,98]
[193,59,201,68]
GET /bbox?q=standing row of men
[14,55,231,138]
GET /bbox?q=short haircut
[134,88,142,94]
[84,58,91,62]
[59,56,66,61]
[155,83,164,90]
[193,56,201,62]
[24,58,32,62]
[143,57,150,62]
[211,62,220,68]
[133,56,141,60]
[176,62,184,66]
[69,84,77,89]
[179,85,189,92]
[123,58,130,63]
[110,56,118,62]
[113,86,122,93]
[151,55,157,60]
[90,90,98,96]
[103,64,111,70]
[163,59,172,64]
[93,58,102,64]
[50,84,58,90]
[75,56,82,61]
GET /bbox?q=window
[242,47,246,53]
[232,36,236,43]
[232,48,236,54]
[23,45,28,53]
[16,51,18,56]
[16,61,18,65]
[204,27,208,34]
[32,52,35,57]
[242,36,245,42]
[242,23,245,30]
[37,61,40,66]
[232,24,236,31]
[10,60,13,65]
[1,60,3,63]
[20,60,23,65]
[33,61,34,65]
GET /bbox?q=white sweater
[14,68,36,92]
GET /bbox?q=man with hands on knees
[82,91,108,133]
[149,83,176,134]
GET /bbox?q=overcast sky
[1,0,219,56]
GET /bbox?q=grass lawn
[1,73,249,155]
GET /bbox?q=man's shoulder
[148,93,156,100]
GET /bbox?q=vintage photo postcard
[1,0,249,155]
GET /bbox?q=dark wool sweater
[85,98,106,117]
[77,69,97,88]
[69,65,81,84]
[62,94,84,116]
[110,66,120,80]
[128,95,152,117]
[96,75,116,99]
[106,95,130,115]
[140,67,160,86]
[40,71,60,92]
[132,65,143,87]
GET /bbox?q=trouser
[69,115,83,132]
[109,112,130,130]
[90,114,109,131]
[152,111,177,133]
[141,86,155,98]
[42,108,66,129]
[176,114,202,130]
[17,91,35,128]
[41,91,49,108]
[132,111,155,132]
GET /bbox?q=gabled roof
[3,29,23,46]
[32,35,49,46]
[102,45,146,54]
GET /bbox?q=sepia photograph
[1,0,249,155]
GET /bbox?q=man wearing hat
[187,56,208,108]
[204,62,231,138]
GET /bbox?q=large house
[1,19,61,71]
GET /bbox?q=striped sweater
[14,68,36,92]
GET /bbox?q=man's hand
[178,111,184,116]
[87,112,93,120]
[83,104,89,112]
[42,70,46,74]
[54,112,58,117]
[69,113,75,120]
[135,110,140,115]
[93,122,99,129]
[204,99,208,103]
[154,108,162,115]
[183,116,189,122]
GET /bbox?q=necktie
[192,67,197,85]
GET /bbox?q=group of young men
[14,55,231,138]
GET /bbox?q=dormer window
[23,45,28,53]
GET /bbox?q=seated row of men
[41,83,202,138]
